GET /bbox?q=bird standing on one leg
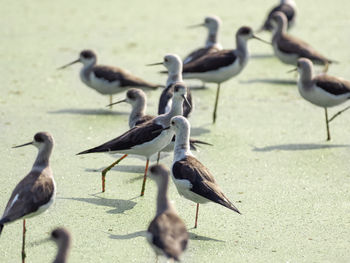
[293,58,350,140]
[182,26,270,123]
[0,132,56,263]
[58,49,160,107]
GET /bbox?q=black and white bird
[148,54,193,118]
[50,228,71,263]
[147,164,188,262]
[293,58,350,140]
[0,132,56,263]
[163,116,240,228]
[184,15,223,64]
[182,26,269,123]
[107,88,211,151]
[271,12,335,71]
[77,84,190,196]
[58,49,160,106]
[259,0,297,32]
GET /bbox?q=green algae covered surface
[0,0,350,262]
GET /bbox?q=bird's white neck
[157,96,184,125]
[236,36,249,65]
[173,126,193,162]
[80,59,96,84]
[206,28,219,47]
[166,66,183,87]
[299,67,313,86]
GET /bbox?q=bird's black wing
[315,75,350,96]
[172,156,240,213]
[78,121,163,154]
[183,50,236,73]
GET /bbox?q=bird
[259,0,297,32]
[147,164,188,262]
[107,88,212,152]
[162,116,241,228]
[270,12,336,71]
[77,83,190,196]
[182,26,270,123]
[0,132,56,263]
[292,58,350,141]
[58,49,160,107]
[148,54,193,118]
[50,228,71,263]
[183,15,223,65]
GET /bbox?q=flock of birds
[1,0,350,262]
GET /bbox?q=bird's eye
[51,231,58,239]
[174,86,179,92]
[164,58,168,62]
[171,121,175,125]
[34,134,44,142]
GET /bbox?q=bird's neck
[156,176,172,216]
[206,29,219,47]
[174,128,192,162]
[273,22,287,40]
[129,100,146,128]
[53,240,70,263]
[282,0,296,7]
[167,69,183,87]
[158,96,184,125]
[299,69,313,86]
[33,146,52,170]
[80,59,96,83]
[236,36,249,64]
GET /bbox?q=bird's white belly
[86,72,123,95]
[171,176,208,204]
[298,83,349,108]
[109,130,174,157]
[273,42,299,65]
[183,59,243,83]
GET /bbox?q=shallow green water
[0,0,350,262]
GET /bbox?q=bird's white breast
[273,41,299,65]
[86,72,123,95]
[183,58,243,83]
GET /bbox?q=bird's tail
[222,200,241,215]
[0,223,4,236]
[189,139,213,151]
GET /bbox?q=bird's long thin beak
[252,35,271,45]
[146,62,163,66]
[12,142,33,148]
[182,95,192,109]
[287,68,297,73]
[106,99,127,107]
[57,59,80,70]
[28,237,51,248]
[152,126,170,134]
[187,23,205,29]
